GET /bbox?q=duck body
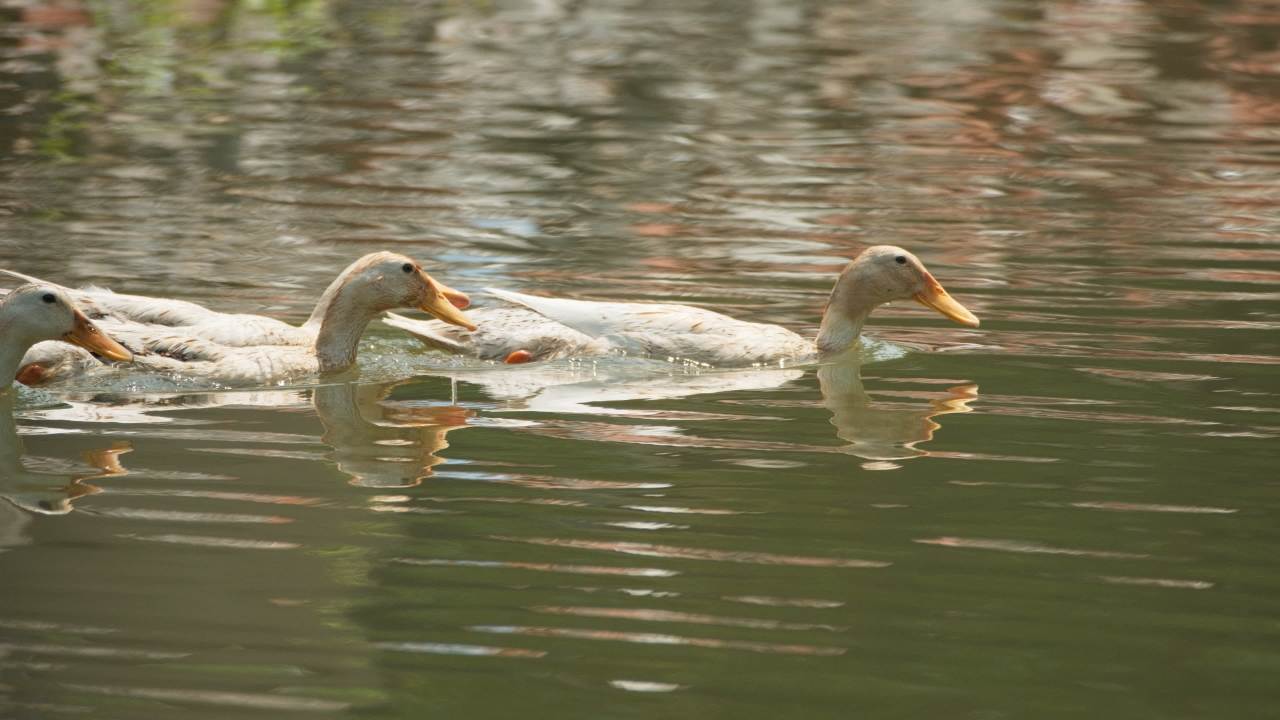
[95,329,327,385]
[4,252,475,386]
[386,245,979,367]
[386,291,815,365]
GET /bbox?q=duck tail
[0,267,61,289]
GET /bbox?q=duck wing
[485,288,763,339]
[383,312,469,354]
[385,306,601,362]
[164,315,313,347]
[483,288,812,364]
[0,269,215,326]
[104,327,319,384]
[17,325,314,386]
[71,294,310,347]
[1,269,310,347]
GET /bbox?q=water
[2,0,1279,717]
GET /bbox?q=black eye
[402,263,414,273]
[894,256,907,265]
[41,293,56,304]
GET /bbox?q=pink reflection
[93,508,293,524]
[533,605,844,632]
[424,496,588,507]
[1099,576,1214,590]
[469,625,845,656]
[1071,501,1237,514]
[916,536,1148,560]
[376,641,545,658]
[392,556,678,578]
[64,684,349,713]
[724,595,845,609]
[107,489,324,507]
[497,536,889,568]
[122,534,298,550]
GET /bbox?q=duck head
[3,285,133,361]
[321,252,476,331]
[1,284,132,387]
[310,252,477,373]
[816,246,979,355]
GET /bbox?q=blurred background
[0,1,1278,718]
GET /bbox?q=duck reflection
[431,355,977,463]
[818,354,978,464]
[1,381,473,498]
[449,362,805,417]
[0,393,133,548]
[312,381,473,488]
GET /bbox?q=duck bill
[63,310,133,361]
[914,275,980,328]
[418,275,477,331]
[435,280,471,310]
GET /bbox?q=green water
[2,0,1279,717]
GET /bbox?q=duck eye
[41,293,56,304]
[894,256,907,265]
[402,263,414,273]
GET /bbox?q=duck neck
[303,267,352,333]
[0,314,39,388]
[313,284,379,373]
[815,307,868,356]
[815,271,877,356]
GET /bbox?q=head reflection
[818,354,978,466]
[0,394,133,549]
[312,381,473,488]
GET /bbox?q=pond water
[2,0,1279,717]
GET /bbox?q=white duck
[385,245,979,366]
[7,252,475,386]
[0,284,132,389]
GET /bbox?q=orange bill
[64,309,133,361]
[434,280,471,310]
[418,272,477,331]
[914,274,980,328]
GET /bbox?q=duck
[384,245,979,366]
[5,252,476,386]
[0,284,132,390]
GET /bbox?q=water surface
[2,1,1279,717]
